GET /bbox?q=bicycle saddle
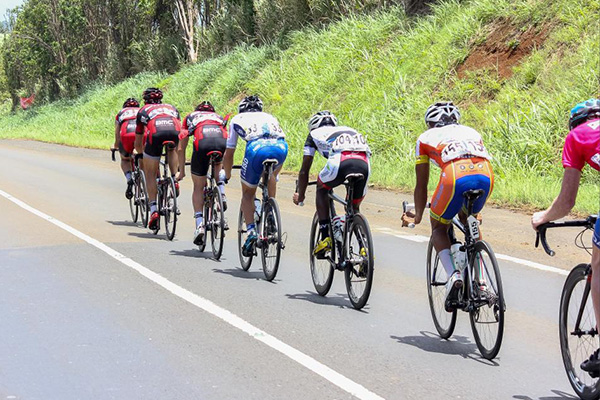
[344,173,365,183]
[262,158,279,165]
[207,150,223,157]
[462,189,484,200]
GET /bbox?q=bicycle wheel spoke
[344,214,374,310]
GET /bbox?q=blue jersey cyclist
[223,95,288,256]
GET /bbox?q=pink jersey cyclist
[562,118,600,172]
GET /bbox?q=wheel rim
[310,215,334,294]
[139,171,149,227]
[346,217,372,307]
[211,188,225,259]
[428,248,456,336]
[261,201,281,281]
[129,182,138,223]
[238,208,253,270]
[164,179,177,240]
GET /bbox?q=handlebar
[111,148,117,162]
[535,216,597,257]
[401,201,431,229]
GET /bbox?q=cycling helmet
[424,101,461,127]
[238,95,263,113]
[122,98,140,108]
[196,101,215,112]
[308,111,338,131]
[142,87,163,104]
[569,98,600,130]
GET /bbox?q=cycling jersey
[562,118,600,172]
[227,112,285,148]
[115,106,140,156]
[303,126,371,158]
[183,111,228,176]
[136,103,181,159]
[416,124,490,168]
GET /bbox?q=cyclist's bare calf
[241,164,281,226]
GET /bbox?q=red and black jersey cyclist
[112,98,141,199]
[177,101,229,245]
[135,87,182,231]
[532,98,600,375]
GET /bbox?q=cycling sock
[150,201,157,214]
[125,171,132,182]
[439,249,455,276]
[319,219,330,240]
[194,212,203,228]
[247,223,256,234]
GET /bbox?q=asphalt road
[0,140,593,400]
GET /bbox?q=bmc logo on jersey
[156,119,174,127]
[203,126,221,135]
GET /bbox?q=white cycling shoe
[445,270,463,311]
[193,225,205,246]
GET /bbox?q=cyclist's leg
[266,140,288,198]
[191,143,211,227]
[143,132,164,215]
[240,140,263,229]
[316,152,343,239]
[342,152,370,213]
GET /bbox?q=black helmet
[122,98,140,108]
[142,87,163,104]
[424,101,461,127]
[196,101,215,112]
[569,99,600,130]
[238,95,263,113]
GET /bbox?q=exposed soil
[457,18,551,79]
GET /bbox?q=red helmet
[196,101,215,112]
[142,87,163,104]
[122,98,139,108]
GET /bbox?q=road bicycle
[236,159,285,281]
[151,141,178,240]
[111,149,149,227]
[196,151,226,260]
[404,189,505,359]
[537,216,600,400]
[306,174,374,310]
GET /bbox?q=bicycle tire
[426,237,457,339]
[129,174,139,223]
[164,177,178,241]
[238,207,253,271]
[344,213,374,310]
[197,191,209,253]
[261,198,282,281]
[559,263,600,400]
[309,212,334,296]
[138,170,150,228]
[468,240,505,360]
[210,184,225,260]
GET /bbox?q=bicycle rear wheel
[129,174,139,223]
[210,185,225,260]
[197,193,210,252]
[559,264,600,400]
[427,238,457,339]
[237,207,253,271]
[261,198,282,281]
[138,170,149,228]
[469,240,505,360]
[309,212,334,296]
[344,213,374,310]
[164,177,178,241]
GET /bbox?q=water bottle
[254,198,262,222]
[332,215,346,243]
[450,243,466,272]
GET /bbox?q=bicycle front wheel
[210,185,225,260]
[468,240,505,360]
[560,264,600,400]
[344,213,374,310]
[309,212,334,296]
[164,177,178,241]
[129,175,139,223]
[260,198,282,281]
[427,237,457,339]
[138,170,149,228]
[237,207,253,271]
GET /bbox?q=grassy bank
[0,0,598,213]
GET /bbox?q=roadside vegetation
[0,0,598,213]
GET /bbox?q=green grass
[0,0,598,213]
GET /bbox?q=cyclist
[401,101,494,309]
[293,111,371,257]
[223,95,288,256]
[135,87,182,231]
[532,98,600,374]
[112,98,140,199]
[177,101,228,245]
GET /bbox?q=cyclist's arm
[113,120,120,149]
[532,167,581,229]
[177,135,189,180]
[413,162,430,224]
[223,148,235,180]
[295,155,314,204]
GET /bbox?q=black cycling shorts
[144,130,179,159]
[191,137,227,176]
[318,155,370,202]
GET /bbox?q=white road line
[0,189,385,400]
[373,227,568,276]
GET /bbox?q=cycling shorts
[191,137,227,176]
[318,151,370,203]
[241,138,288,187]
[430,157,494,224]
[119,120,138,156]
[593,218,600,249]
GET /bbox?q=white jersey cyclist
[227,111,285,148]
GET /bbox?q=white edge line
[373,226,569,276]
[0,189,385,400]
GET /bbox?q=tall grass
[0,0,598,212]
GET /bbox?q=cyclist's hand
[531,211,547,230]
[293,192,304,205]
[176,170,185,181]
[401,211,416,227]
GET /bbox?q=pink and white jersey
[562,118,600,171]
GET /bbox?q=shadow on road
[127,231,165,240]
[106,219,139,227]
[286,291,362,311]
[212,268,274,282]
[513,389,578,400]
[169,249,221,261]
[390,330,498,366]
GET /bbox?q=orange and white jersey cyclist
[402,101,494,308]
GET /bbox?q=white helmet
[238,95,263,113]
[424,101,461,127]
[308,111,338,131]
